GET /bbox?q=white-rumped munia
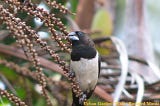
[68,31,100,106]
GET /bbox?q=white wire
[111,37,129,106]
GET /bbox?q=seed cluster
[0,6,46,85]
[45,0,74,15]
[0,59,36,78]
[0,59,68,90]
[0,5,52,105]
[0,88,27,106]
[0,0,84,104]
[6,0,71,52]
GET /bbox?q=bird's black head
[68,31,94,47]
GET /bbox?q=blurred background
[0,0,160,106]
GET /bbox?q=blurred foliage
[91,8,113,55]
[145,0,160,64]
[0,0,70,105]
[0,64,18,80]
[114,0,126,37]
[0,0,160,105]
[91,8,113,38]
[69,0,78,14]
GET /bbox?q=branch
[0,44,113,102]
[0,44,65,76]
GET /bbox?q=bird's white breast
[70,52,99,92]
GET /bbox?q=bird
[68,31,100,106]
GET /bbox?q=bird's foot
[68,71,75,79]
[79,94,87,105]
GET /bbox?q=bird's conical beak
[68,32,79,41]
[68,36,79,41]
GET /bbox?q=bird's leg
[79,93,87,105]
[68,71,75,79]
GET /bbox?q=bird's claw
[79,94,87,105]
[68,71,75,78]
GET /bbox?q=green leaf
[91,9,113,38]
[0,97,11,106]
[0,103,11,106]
[15,87,26,99]
[0,64,17,80]
[35,98,45,106]
[69,0,78,13]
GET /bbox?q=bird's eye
[75,31,83,36]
